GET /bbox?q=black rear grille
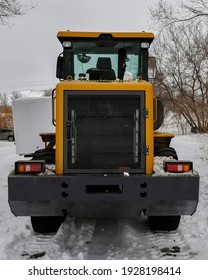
[64,91,145,173]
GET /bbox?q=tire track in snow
[5,217,95,260]
[86,217,196,260]
[6,230,55,260]
[5,216,196,260]
[21,234,55,259]
[145,223,196,260]
[44,217,96,259]
[86,218,151,259]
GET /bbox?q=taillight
[15,160,45,174]
[164,160,193,173]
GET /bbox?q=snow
[0,134,208,260]
[18,90,45,98]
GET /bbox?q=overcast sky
[0,0,158,93]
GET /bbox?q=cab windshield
[75,53,139,80]
[70,39,143,80]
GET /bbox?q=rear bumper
[8,171,199,217]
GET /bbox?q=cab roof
[57,31,154,44]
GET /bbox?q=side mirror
[148,56,156,79]
[56,54,64,79]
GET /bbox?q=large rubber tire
[32,149,55,164]
[154,99,164,130]
[31,150,62,234]
[154,147,178,159]
[148,216,181,231]
[150,147,180,231]
[31,216,65,234]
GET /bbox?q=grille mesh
[66,95,143,170]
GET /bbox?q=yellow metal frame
[154,131,175,148]
[55,80,154,175]
[57,31,154,40]
[154,131,175,138]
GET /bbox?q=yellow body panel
[55,80,154,175]
[57,31,154,40]
[154,131,175,138]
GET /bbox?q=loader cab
[56,31,155,81]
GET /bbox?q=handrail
[52,88,56,126]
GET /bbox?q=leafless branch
[149,0,208,32]
[0,0,35,26]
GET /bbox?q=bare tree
[150,0,208,133]
[153,22,208,132]
[43,88,53,97]
[0,92,9,106]
[0,0,34,26]
[150,0,208,31]
[0,93,13,128]
[11,90,22,101]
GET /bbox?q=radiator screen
[64,91,145,173]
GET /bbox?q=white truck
[12,97,55,156]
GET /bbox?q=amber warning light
[15,160,45,174]
[164,160,193,173]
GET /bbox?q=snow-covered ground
[0,134,208,260]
